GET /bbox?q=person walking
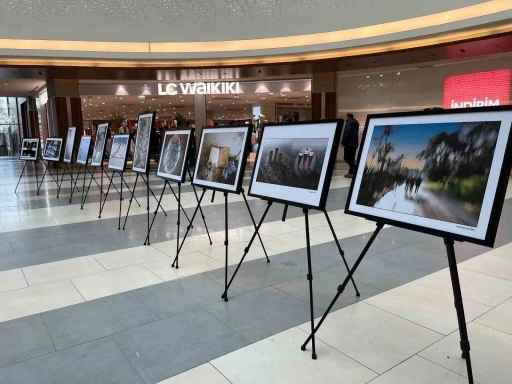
[341,113,360,178]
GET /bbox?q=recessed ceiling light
[366,75,370,78]
[397,72,401,75]
[380,74,383,77]
[102,102,105,104]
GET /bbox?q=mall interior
[1,1,512,383]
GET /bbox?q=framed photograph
[132,112,156,174]
[345,106,512,247]
[157,129,194,183]
[193,126,251,194]
[91,123,109,167]
[76,136,92,165]
[63,126,76,163]
[42,137,63,162]
[108,134,131,172]
[20,138,40,161]
[249,120,344,210]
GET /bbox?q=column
[46,79,83,152]
[312,72,337,120]
[194,94,207,148]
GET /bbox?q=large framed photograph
[76,136,92,165]
[108,134,131,172]
[20,138,40,161]
[42,137,63,162]
[91,123,109,167]
[132,112,156,174]
[192,126,251,194]
[157,129,194,183]
[249,120,343,210]
[63,126,76,163]
[346,106,512,247]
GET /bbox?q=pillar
[46,79,83,154]
[312,72,337,120]
[194,94,207,148]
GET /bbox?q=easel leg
[146,173,150,246]
[176,183,181,268]
[282,204,288,222]
[14,162,27,194]
[98,167,104,218]
[302,223,384,350]
[172,189,208,268]
[34,161,39,192]
[222,201,273,299]
[445,239,474,384]
[141,174,166,216]
[56,164,64,198]
[324,210,360,296]
[99,171,114,218]
[36,162,49,195]
[193,185,212,244]
[104,168,121,196]
[304,209,317,359]
[122,174,140,230]
[168,183,192,225]
[81,165,88,209]
[144,180,167,244]
[69,165,78,203]
[211,190,215,203]
[241,188,270,263]
[223,192,229,302]
[121,175,140,207]
[81,166,95,209]
[118,173,123,230]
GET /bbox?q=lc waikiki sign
[158,82,240,96]
[443,69,511,109]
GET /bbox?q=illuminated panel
[444,69,511,109]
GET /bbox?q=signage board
[158,82,240,96]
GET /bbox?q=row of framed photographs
[20,106,512,247]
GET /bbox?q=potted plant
[111,112,125,133]
[174,113,185,128]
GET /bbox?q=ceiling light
[102,102,105,104]
[366,76,370,78]
[397,72,401,75]
[380,74,383,77]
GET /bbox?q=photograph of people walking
[356,120,501,227]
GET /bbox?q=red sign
[443,69,511,109]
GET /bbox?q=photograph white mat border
[20,138,40,161]
[347,110,512,241]
[42,138,63,162]
[249,122,337,208]
[156,129,192,183]
[108,134,131,172]
[76,136,92,165]
[192,126,249,193]
[63,127,76,163]
[91,123,109,167]
[132,112,154,174]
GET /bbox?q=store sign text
[158,82,240,96]
[443,69,510,109]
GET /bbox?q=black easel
[56,162,80,200]
[98,170,139,219]
[445,239,474,384]
[14,158,39,194]
[171,188,211,269]
[121,173,167,237]
[36,160,61,196]
[300,222,382,358]
[282,204,288,221]
[80,164,123,210]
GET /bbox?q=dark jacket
[342,118,359,148]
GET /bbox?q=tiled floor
[0,159,511,383]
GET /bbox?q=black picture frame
[42,137,64,163]
[108,133,131,172]
[192,125,252,195]
[76,136,92,166]
[156,128,194,184]
[132,111,156,175]
[63,126,76,164]
[248,119,344,211]
[20,138,40,161]
[344,105,512,247]
[91,122,110,167]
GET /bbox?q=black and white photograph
[157,129,193,183]
[91,123,109,167]
[249,121,342,209]
[132,112,155,174]
[346,108,512,245]
[63,127,76,163]
[20,138,40,161]
[42,138,63,162]
[108,134,130,171]
[76,136,92,165]
[193,126,250,193]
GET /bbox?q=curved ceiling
[0,0,511,66]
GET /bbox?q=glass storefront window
[0,97,22,157]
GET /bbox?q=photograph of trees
[356,121,501,226]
